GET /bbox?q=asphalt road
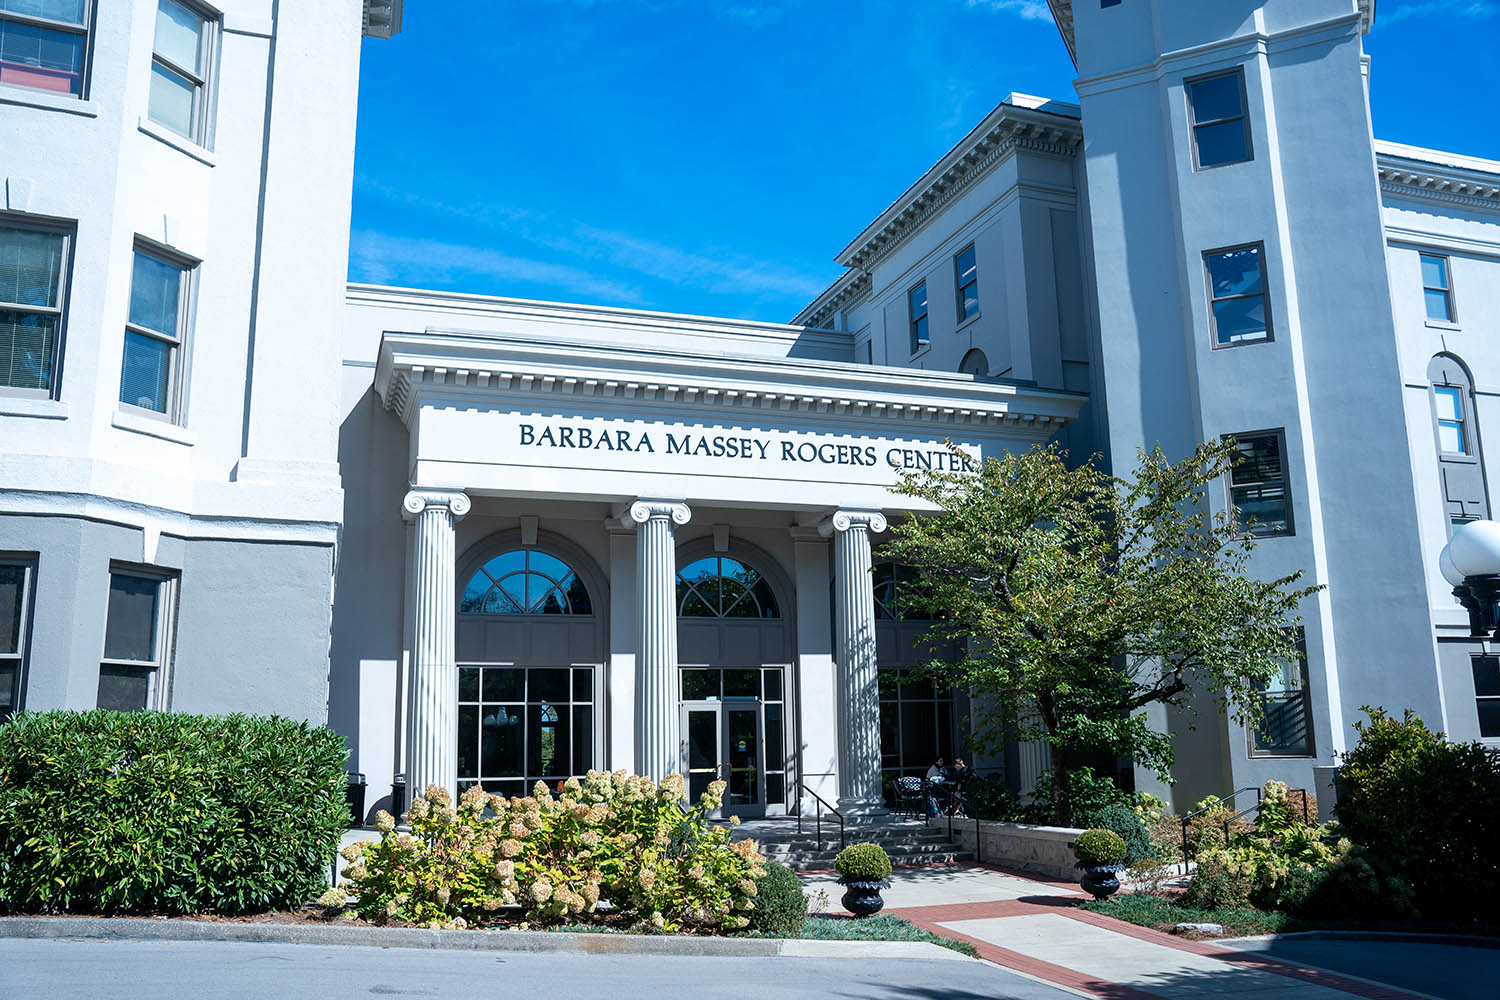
[0,937,1077,1000]
[1221,935,1500,1000]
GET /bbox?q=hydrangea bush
[342,771,765,931]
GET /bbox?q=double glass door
[681,700,763,816]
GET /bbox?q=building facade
[3,0,1498,819]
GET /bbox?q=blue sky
[349,0,1500,322]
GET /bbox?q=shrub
[963,774,1023,822]
[834,842,892,881]
[0,710,348,915]
[1073,829,1126,866]
[1182,851,1252,908]
[1031,766,1133,825]
[1334,707,1500,921]
[1081,803,1154,865]
[347,773,764,931]
[747,861,807,936]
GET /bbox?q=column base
[836,799,890,825]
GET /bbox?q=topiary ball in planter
[834,842,893,918]
[1073,828,1127,901]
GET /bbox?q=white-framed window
[908,281,928,353]
[1434,385,1468,455]
[97,567,177,712]
[1187,68,1252,169]
[1428,355,1488,526]
[0,555,36,723]
[1226,429,1293,537]
[1420,253,1455,323]
[1250,630,1314,757]
[1473,655,1500,738]
[120,242,195,420]
[954,244,978,322]
[0,0,90,97]
[1205,242,1271,346]
[0,215,71,398]
[148,0,217,145]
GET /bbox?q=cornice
[374,330,1085,434]
[1376,146,1500,215]
[834,110,1083,273]
[1047,0,1373,64]
[793,270,872,330]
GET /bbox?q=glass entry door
[679,700,765,816]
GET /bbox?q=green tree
[883,440,1319,824]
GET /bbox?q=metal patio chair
[893,776,925,818]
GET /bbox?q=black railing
[1179,786,1261,873]
[795,780,846,852]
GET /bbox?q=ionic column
[821,509,887,815]
[402,488,470,807]
[622,499,692,782]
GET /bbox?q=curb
[1227,929,1500,949]
[0,917,968,961]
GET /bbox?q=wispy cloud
[1378,0,1497,25]
[964,0,1053,21]
[349,230,646,304]
[352,175,829,304]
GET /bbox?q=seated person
[924,757,949,815]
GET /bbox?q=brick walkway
[820,864,1438,1000]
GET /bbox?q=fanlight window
[873,562,933,621]
[677,556,780,618]
[461,550,592,615]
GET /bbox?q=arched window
[460,549,592,615]
[958,348,989,378]
[1428,354,1489,528]
[677,555,780,618]
[872,562,932,621]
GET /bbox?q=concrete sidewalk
[808,864,1454,1000]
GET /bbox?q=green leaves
[0,710,348,915]
[886,440,1321,820]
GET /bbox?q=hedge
[0,710,349,915]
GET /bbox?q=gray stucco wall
[0,511,332,725]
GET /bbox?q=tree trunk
[1049,743,1074,827]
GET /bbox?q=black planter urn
[1077,863,1125,901]
[839,878,891,917]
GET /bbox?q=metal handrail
[1179,786,1262,870]
[795,780,846,852]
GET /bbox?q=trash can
[391,772,407,820]
[344,772,367,828]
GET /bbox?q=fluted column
[402,488,470,807]
[821,509,887,815]
[622,499,692,782]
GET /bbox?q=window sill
[909,344,931,362]
[0,84,98,118]
[956,312,982,333]
[112,408,195,446]
[0,396,68,419]
[137,117,216,166]
[1425,319,1461,332]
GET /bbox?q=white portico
[363,300,1083,814]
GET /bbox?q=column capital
[403,488,471,520]
[818,509,888,537]
[621,498,692,529]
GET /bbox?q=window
[1227,431,1292,536]
[1251,632,1314,757]
[1473,655,1500,738]
[908,281,928,353]
[121,245,194,418]
[1420,253,1454,323]
[1187,69,1252,168]
[1434,385,1468,455]
[0,218,69,397]
[954,244,978,322]
[1,557,35,723]
[460,550,592,615]
[0,0,88,96]
[1429,355,1489,524]
[873,562,932,622]
[148,0,215,143]
[879,669,957,782]
[677,556,779,618]
[98,568,176,712]
[958,348,988,379]
[1206,243,1271,346]
[1101,0,1123,7]
[456,665,596,798]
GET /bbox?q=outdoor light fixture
[1439,520,1500,638]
